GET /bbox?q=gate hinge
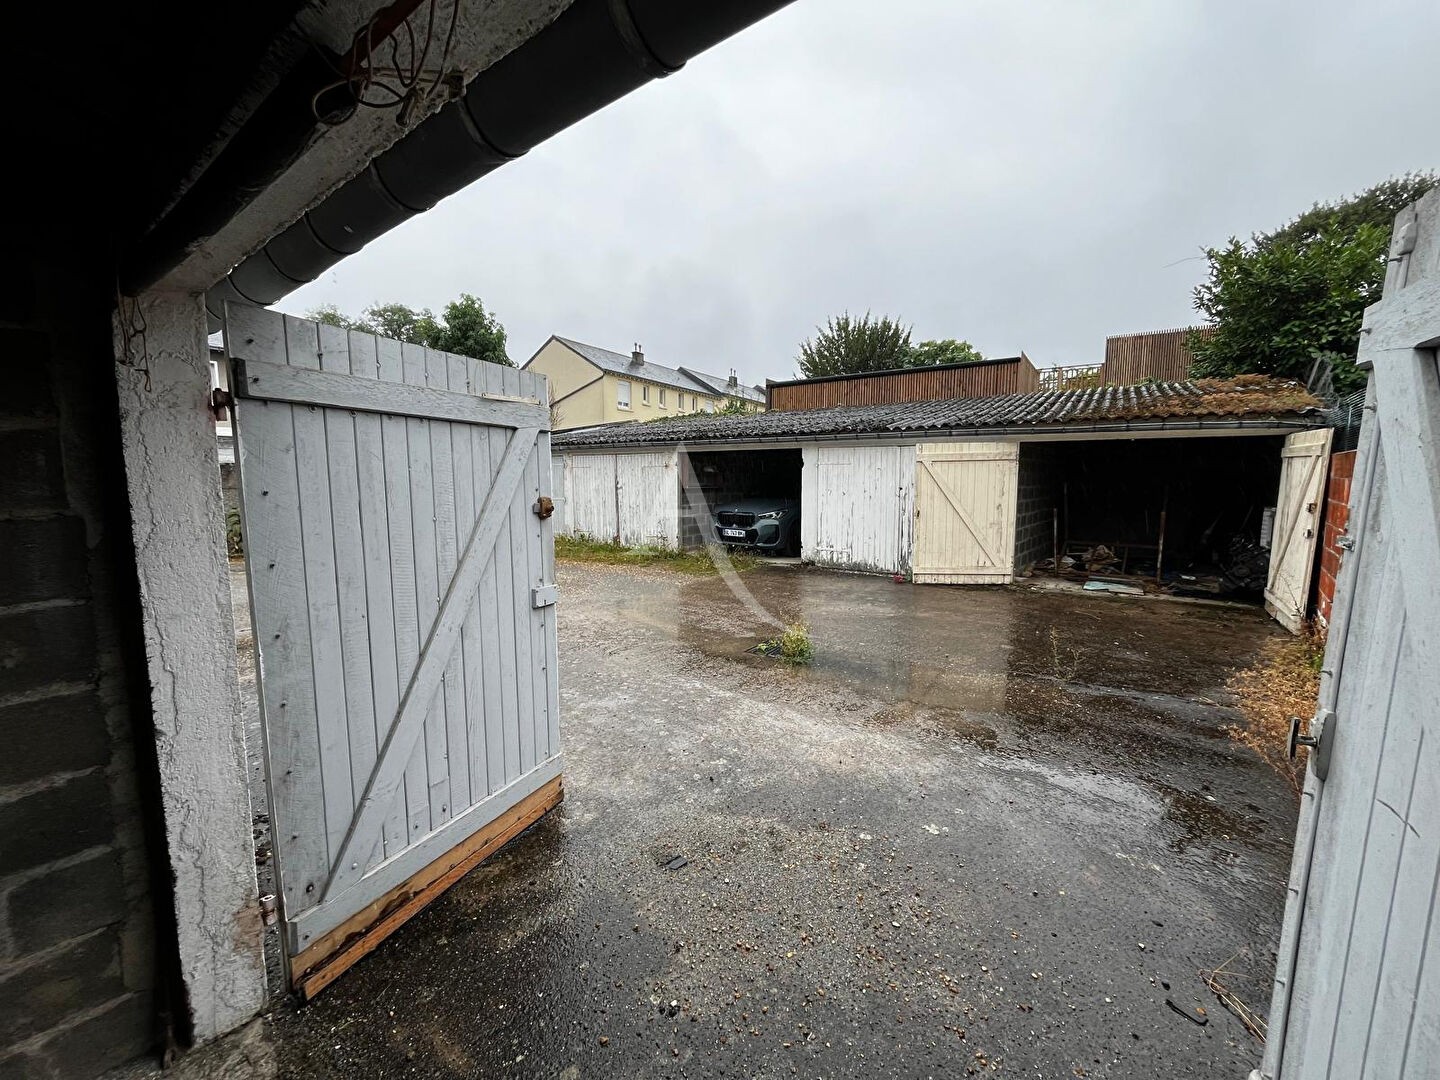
[259,893,278,926]
[211,388,234,422]
[1288,707,1336,781]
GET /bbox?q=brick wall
[1315,450,1357,627]
[1014,443,1061,572]
[0,273,162,1075]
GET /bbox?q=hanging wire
[310,0,464,129]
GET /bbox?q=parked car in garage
[713,497,800,555]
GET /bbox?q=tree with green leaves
[307,294,511,366]
[909,338,984,367]
[797,312,913,377]
[1189,172,1436,395]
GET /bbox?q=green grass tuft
[761,622,813,665]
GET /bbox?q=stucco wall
[115,294,266,1042]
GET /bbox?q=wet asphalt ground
[265,562,1296,1079]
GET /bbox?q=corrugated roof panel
[552,377,1323,448]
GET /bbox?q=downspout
[205,0,797,330]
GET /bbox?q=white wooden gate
[1264,428,1334,633]
[801,445,916,574]
[227,307,561,996]
[912,442,1018,584]
[1257,193,1440,1078]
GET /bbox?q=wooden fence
[767,354,1040,411]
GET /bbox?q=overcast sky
[278,0,1440,386]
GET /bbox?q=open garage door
[913,442,1018,584]
[1264,428,1333,632]
[228,307,562,998]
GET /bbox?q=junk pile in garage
[1018,435,1286,599]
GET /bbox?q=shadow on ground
[267,563,1294,1079]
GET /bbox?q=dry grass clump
[555,534,755,575]
[1225,624,1325,793]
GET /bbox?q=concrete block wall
[1315,450,1357,627]
[1014,443,1061,572]
[0,276,162,1075]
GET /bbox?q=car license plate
[722,528,747,538]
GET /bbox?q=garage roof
[552,376,1324,448]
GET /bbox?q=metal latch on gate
[532,584,558,609]
[1288,707,1335,781]
[533,496,554,520]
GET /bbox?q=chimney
[631,343,644,367]
[728,368,738,388]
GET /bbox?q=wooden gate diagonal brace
[919,458,1000,567]
[323,427,540,898]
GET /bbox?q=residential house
[523,336,765,430]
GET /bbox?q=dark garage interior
[679,448,803,551]
[1015,435,1285,596]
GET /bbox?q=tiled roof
[678,366,767,404]
[553,377,1322,448]
[549,338,713,396]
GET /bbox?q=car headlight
[756,509,785,520]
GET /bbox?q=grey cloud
[281,0,1440,385]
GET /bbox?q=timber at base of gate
[292,775,564,1000]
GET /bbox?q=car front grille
[717,512,756,527]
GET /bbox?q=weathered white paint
[911,442,1019,584]
[556,450,680,548]
[228,306,561,957]
[1258,191,1440,1079]
[114,291,266,1040]
[615,451,679,548]
[800,445,916,574]
[1263,428,1333,633]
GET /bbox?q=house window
[677,394,686,411]
[617,380,631,409]
[641,384,650,404]
[659,388,667,407]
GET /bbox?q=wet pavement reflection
[273,563,1293,1080]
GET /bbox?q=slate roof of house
[545,337,761,401]
[678,366,767,404]
[552,377,1322,448]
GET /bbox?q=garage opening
[1015,435,1285,598]
[680,448,803,554]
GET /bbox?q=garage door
[562,454,619,541]
[615,451,679,548]
[801,445,915,573]
[1264,428,1334,633]
[912,442,1018,584]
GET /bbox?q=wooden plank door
[226,306,562,997]
[1258,192,1440,1079]
[614,451,679,548]
[912,442,1018,584]
[561,453,619,541]
[800,446,916,574]
[1264,428,1334,632]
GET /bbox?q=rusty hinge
[211,388,234,422]
[1288,707,1335,781]
[259,893,278,927]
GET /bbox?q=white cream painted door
[1264,428,1334,633]
[227,306,560,986]
[912,442,1018,584]
[1257,193,1440,1079]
